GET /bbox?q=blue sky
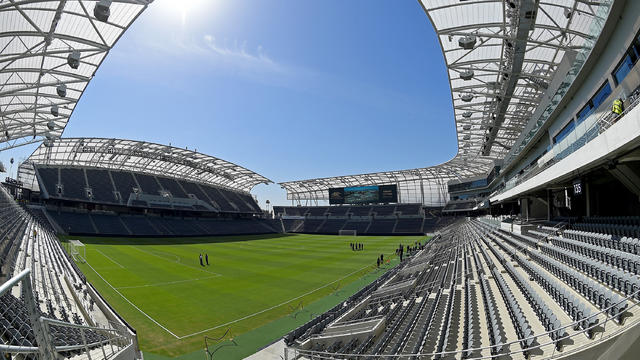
[1,0,458,207]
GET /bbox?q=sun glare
[156,0,212,26]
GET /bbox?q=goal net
[69,240,86,263]
[339,229,357,236]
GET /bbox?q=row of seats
[478,238,535,354]
[541,241,640,301]
[274,204,423,217]
[564,229,640,255]
[582,216,640,226]
[571,223,640,239]
[550,236,640,276]
[528,247,628,323]
[286,218,640,359]
[36,166,260,213]
[280,217,456,235]
[492,230,607,340]
[286,231,459,357]
[0,186,125,357]
[47,210,279,237]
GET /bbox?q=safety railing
[284,258,640,359]
[495,92,640,198]
[0,269,133,360]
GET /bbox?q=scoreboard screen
[328,185,398,204]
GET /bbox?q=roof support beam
[482,0,538,156]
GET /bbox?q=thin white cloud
[201,34,278,69]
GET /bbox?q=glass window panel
[614,54,635,85]
[576,103,593,123]
[591,81,612,108]
[553,121,576,144]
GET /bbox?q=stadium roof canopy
[281,0,612,201]
[280,156,496,201]
[0,0,152,151]
[422,0,609,159]
[21,137,272,192]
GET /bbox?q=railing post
[22,272,56,360]
[80,327,93,360]
[100,335,108,360]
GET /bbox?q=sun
[156,0,210,25]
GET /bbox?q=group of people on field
[395,241,425,262]
[199,253,210,266]
[350,242,363,251]
[376,253,385,268]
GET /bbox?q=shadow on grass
[58,233,297,246]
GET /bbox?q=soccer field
[61,233,426,358]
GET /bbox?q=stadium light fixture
[50,105,59,117]
[460,69,474,81]
[461,94,474,102]
[56,84,67,98]
[564,8,572,19]
[67,50,81,69]
[458,35,477,50]
[94,0,112,22]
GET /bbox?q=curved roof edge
[281,0,614,200]
[0,0,153,151]
[22,137,271,192]
[280,156,495,199]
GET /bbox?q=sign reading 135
[573,179,582,196]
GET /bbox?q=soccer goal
[339,229,357,236]
[69,240,86,264]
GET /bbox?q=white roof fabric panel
[282,0,613,198]
[23,137,272,192]
[0,0,153,151]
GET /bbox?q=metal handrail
[0,268,30,295]
[286,250,640,359]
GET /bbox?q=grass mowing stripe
[95,248,125,268]
[62,233,428,357]
[83,259,180,339]
[129,245,222,276]
[116,275,220,290]
[177,262,375,339]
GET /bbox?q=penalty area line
[177,262,376,339]
[83,260,180,339]
[95,249,125,269]
[130,245,222,277]
[115,275,220,290]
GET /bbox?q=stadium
[1,0,640,359]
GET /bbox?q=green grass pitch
[60,233,427,358]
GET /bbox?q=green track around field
[60,233,426,358]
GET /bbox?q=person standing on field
[199,253,203,266]
[205,253,209,266]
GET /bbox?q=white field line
[95,249,125,268]
[83,260,180,339]
[129,245,222,277]
[177,262,375,339]
[88,244,379,340]
[116,275,220,290]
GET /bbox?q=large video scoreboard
[328,185,398,205]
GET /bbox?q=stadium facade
[2,0,640,359]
